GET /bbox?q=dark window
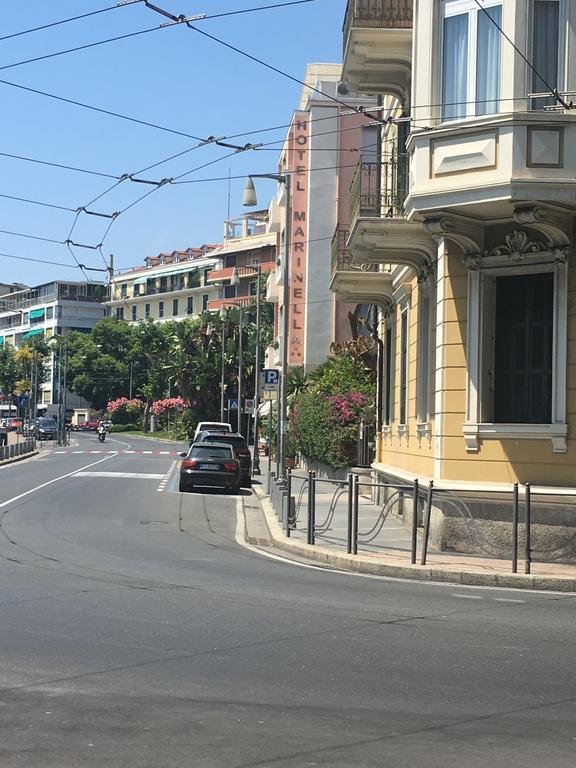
[224,285,236,299]
[399,311,408,424]
[203,268,211,285]
[189,445,233,459]
[494,272,553,423]
[532,1,560,109]
[249,281,257,296]
[46,307,54,320]
[202,294,208,312]
[385,326,393,425]
[120,283,127,298]
[187,296,194,315]
[116,307,124,320]
[203,435,247,450]
[131,306,137,321]
[145,303,150,320]
[173,299,179,316]
[158,301,164,318]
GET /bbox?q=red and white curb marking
[49,449,180,456]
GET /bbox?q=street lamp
[243,172,291,477]
[48,334,68,446]
[219,305,227,421]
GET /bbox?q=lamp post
[48,334,68,446]
[219,305,226,422]
[243,172,291,477]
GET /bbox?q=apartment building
[0,281,107,417]
[206,212,276,312]
[108,245,222,323]
[331,0,576,553]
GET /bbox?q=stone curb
[0,450,39,468]
[251,486,576,593]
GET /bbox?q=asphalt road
[1,432,575,768]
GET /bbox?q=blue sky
[0,0,347,285]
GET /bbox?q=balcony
[342,0,412,97]
[347,158,436,276]
[350,157,408,225]
[329,227,393,305]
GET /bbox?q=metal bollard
[352,473,359,555]
[512,482,519,574]
[525,483,531,575]
[420,481,434,566]
[411,479,419,565]
[306,471,315,545]
[347,473,353,554]
[285,470,292,536]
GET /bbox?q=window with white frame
[531,0,563,108]
[465,246,568,452]
[441,0,502,121]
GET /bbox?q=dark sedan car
[179,443,240,493]
[193,431,252,487]
[36,418,57,440]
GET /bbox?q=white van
[193,421,233,438]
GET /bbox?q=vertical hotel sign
[288,112,308,365]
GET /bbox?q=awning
[22,328,44,338]
[0,336,4,345]
[29,308,45,320]
[132,266,195,285]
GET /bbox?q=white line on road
[0,454,117,511]
[452,594,483,600]
[157,460,177,493]
[493,597,525,604]
[73,471,165,480]
[142,451,153,455]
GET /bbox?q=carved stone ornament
[490,230,545,262]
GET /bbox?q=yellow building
[331,0,576,553]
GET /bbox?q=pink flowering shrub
[150,397,187,416]
[106,397,144,424]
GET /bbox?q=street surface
[0,432,575,767]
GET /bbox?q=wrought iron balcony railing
[349,156,408,226]
[343,0,413,53]
[331,227,378,274]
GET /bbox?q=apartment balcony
[207,296,256,312]
[330,227,393,305]
[347,158,436,276]
[206,261,276,284]
[342,0,412,97]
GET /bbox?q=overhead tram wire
[0,251,80,269]
[0,2,320,76]
[0,2,143,43]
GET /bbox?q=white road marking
[0,454,116,511]
[493,597,525,604]
[142,451,153,455]
[452,594,483,600]
[157,460,177,492]
[159,451,170,455]
[124,450,135,454]
[72,471,165,480]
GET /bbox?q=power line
[0,2,138,43]
[0,78,208,142]
[0,149,119,180]
[0,192,77,213]
[0,251,79,269]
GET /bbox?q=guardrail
[0,439,36,463]
[266,471,576,573]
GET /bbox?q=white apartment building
[0,281,107,418]
[107,246,222,323]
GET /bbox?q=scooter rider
[97,421,108,442]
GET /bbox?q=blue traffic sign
[260,369,280,391]
[228,398,239,411]
[17,395,29,407]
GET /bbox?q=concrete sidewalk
[250,479,576,593]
